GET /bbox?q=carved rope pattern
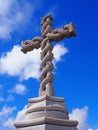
[21,37,43,53]
[21,14,76,96]
[39,15,54,91]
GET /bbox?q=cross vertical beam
[39,14,54,96]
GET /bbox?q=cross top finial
[41,14,53,24]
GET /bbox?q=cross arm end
[21,37,43,54]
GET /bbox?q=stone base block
[14,95,78,130]
[16,124,77,130]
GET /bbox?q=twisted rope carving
[21,37,43,53]
[41,14,52,38]
[46,22,76,42]
[39,15,54,94]
[21,14,76,96]
[40,38,54,91]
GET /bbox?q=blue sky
[0,0,98,130]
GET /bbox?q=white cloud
[0,0,12,15]
[15,106,26,121]
[14,84,27,95]
[53,44,68,62]
[4,118,15,129]
[7,84,27,99]
[0,106,26,130]
[0,106,16,117]
[0,45,40,79]
[69,106,88,130]
[0,44,68,80]
[2,106,26,129]
[0,106,16,130]
[0,0,41,39]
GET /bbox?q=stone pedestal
[14,95,78,130]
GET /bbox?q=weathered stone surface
[14,118,77,130]
[25,95,69,120]
[14,95,78,130]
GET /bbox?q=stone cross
[21,14,76,97]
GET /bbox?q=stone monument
[14,14,78,130]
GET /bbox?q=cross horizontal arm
[21,15,76,54]
[46,22,76,42]
[21,37,43,53]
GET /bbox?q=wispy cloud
[6,84,27,103]
[9,84,27,95]
[69,106,88,130]
[6,94,14,102]
[0,106,16,130]
[0,0,42,40]
[0,106,16,117]
[1,106,26,130]
[0,44,68,80]
[3,117,15,129]
[53,44,68,62]
[15,106,26,121]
